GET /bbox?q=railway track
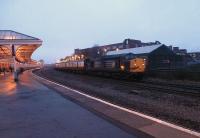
[113,79,200,97]
[134,82,200,97]
[144,80,200,91]
[82,75,200,97]
[38,68,200,97]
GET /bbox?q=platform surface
[0,72,136,138]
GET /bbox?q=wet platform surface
[0,71,136,138]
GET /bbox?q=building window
[125,39,129,45]
[119,45,123,49]
[112,46,117,49]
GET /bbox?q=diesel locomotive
[55,53,146,80]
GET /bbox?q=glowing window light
[4,36,16,40]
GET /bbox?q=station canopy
[0,30,42,63]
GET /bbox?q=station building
[74,39,161,59]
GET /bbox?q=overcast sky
[1,0,200,63]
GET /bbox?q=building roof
[101,42,123,47]
[0,30,42,63]
[106,44,163,56]
[0,30,40,40]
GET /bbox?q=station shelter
[0,30,42,79]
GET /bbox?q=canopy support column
[12,45,18,82]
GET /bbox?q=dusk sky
[1,0,200,63]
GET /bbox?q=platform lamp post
[12,44,18,82]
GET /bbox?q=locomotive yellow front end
[130,58,146,73]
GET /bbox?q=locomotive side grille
[104,60,115,69]
[94,61,102,68]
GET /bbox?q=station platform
[0,70,138,138]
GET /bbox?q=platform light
[75,55,77,58]
[81,54,84,59]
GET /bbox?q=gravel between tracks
[34,67,200,132]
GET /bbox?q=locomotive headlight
[134,64,137,66]
[142,64,145,66]
[120,65,125,71]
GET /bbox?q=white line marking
[32,71,200,137]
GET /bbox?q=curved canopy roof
[0,30,42,63]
